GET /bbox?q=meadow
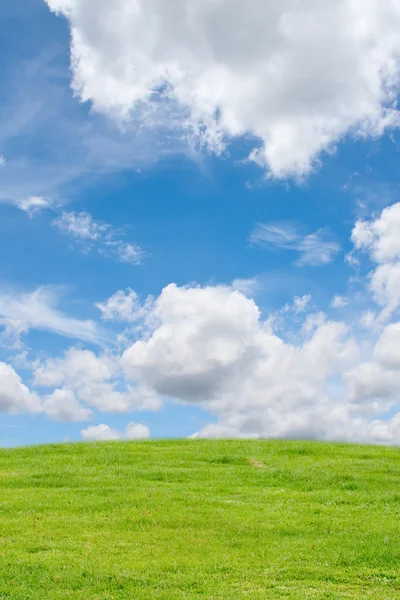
[0,439,399,599]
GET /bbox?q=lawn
[0,439,399,599]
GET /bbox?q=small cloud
[53,211,107,241]
[125,422,150,440]
[345,252,360,269]
[331,296,349,309]
[16,196,51,216]
[250,222,340,267]
[0,155,5,167]
[53,211,145,265]
[81,424,121,441]
[96,289,150,323]
[295,230,340,267]
[250,222,298,249]
[81,422,150,441]
[293,294,312,313]
[360,311,379,331]
[105,240,145,266]
[0,319,29,350]
[231,277,262,297]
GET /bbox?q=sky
[2,0,400,446]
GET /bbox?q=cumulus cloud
[352,203,400,263]
[250,222,340,266]
[34,347,160,413]
[125,422,151,440]
[0,287,107,344]
[81,423,122,441]
[16,273,400,443]
[345,321,400,432]
[34,348,117,388]
[43,389,93,422]
[96,288,152,322]
[81,421,150,441]
[53,211,144,265]
[119,283,370,440]
[46,0,400,178]
[352,202,400,320]
[0,362,41,415]
[374,322,400,370]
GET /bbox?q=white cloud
[46,0,400,179]
[0,287,106,344]
[16,196,51,216]
[373,322,400,370]
[113,242,144,265]
[352,203,400,263]
[293,295,311,313]
[352,202,400,320]
[53,211,106,241]
[77,381,160,413]
[369,262,400,320]
[296,232,340,267]
[0,362,41,415]
[231,278,262,297]
[34,348,117,388]
[81,424,121,441]
[53,211,144,265]
[250,222,340,266]
[125,422,150,440]
[121,283,379,441]
[43,389,93,422]
[250,223,299,248]
[0,155,5,167]
[331,295,349,309]
[96,288,152,322]
[81,421,150,441]
[15,271,400,443]
[34,347,160,413]
[345,321,400,431]
[0,319,29,349]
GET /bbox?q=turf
[0,440,399,599]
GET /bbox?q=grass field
[0,440,399,599]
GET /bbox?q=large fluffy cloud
[46,0,400,178]
[10,274,400,443]
[119,282,400,442]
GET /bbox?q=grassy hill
[0,439,399,599]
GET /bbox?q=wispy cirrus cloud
[0,47,185,212]
[53,211,145,265]
[250,222,341,267]
[0,286,108,345]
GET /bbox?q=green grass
[0,440,399,599]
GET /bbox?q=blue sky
[2,0,400,445]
